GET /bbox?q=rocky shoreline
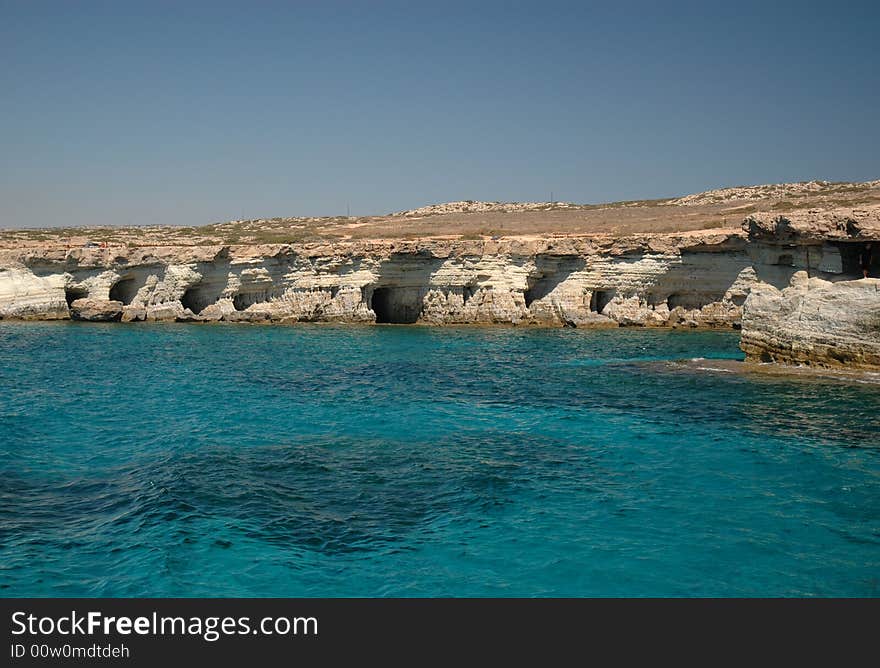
[0,231,755,328]
[1,194,879,370]
[737,206,880,370]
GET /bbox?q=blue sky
[2,0,878,227]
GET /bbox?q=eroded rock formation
[1,200,879,371]
[0,232,757,328]
[734,204,880,369]
[741,273,880,369]
[69,298,124,322]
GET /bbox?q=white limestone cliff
[736,204,880,369]
[741,274,880,369]
[0,232,757,328]
[2,202,879,372]
[0,269,68,320]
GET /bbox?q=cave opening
[232,293,248,311]
[774,254,794,266]
[180,288,201,314]
[64,286,88,307]
[834,241,876,277]
[109,277,138,305]
[667,292,720,310]
[524,277,551,307]
[233,291,271,311]
[590,289,616,314]
[371,287,422,324]
[180,285,220,315]
[647,293,665,307]
[179,277,228,314]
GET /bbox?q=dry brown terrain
[2,179,878,248]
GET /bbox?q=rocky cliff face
[741,274,880,369]
[0,232,758,328]
[737,204,880,369]
[2,198,879,371]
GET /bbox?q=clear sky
[2,0,878,227]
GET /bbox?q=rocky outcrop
[741,273,880,369]
[394,200,579,217]
[69,298,124,322]
[743,204,880,243]
[664,179,880,207]
[0,269,68,320]
[737,204,880,369]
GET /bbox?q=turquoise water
[0,322,877,597]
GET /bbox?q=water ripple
[0,323,878,596]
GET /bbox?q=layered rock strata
[1,204,879,372]
[738,205,880,369]
[741,274,880,369]
[1,232,757,328]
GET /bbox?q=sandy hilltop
[1,179,879,370]
[3,178,880,248]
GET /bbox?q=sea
[1,322,877,596]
